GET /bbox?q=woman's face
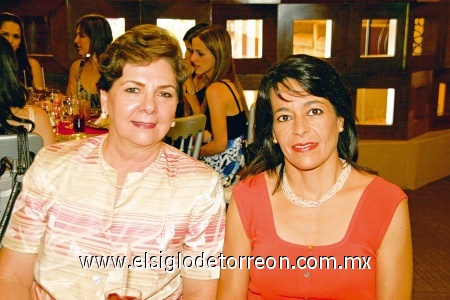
[74,25,91,57]
[190,37,215,79]
[0,21,21,51]
[271,79,344,171]
[101,58,178,148]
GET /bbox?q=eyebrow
[121,81,176,89]
[273,99,325,114]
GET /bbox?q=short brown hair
[97,24,190,100]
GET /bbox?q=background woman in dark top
[177,23,209,117]
[0,12,44,89]
[66,14,112,110]
[190,25,248,187]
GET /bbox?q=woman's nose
[292,116,310,136]
[139,94,157,114]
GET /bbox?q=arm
[376,198,413,299]
[0,248,37,299]
[66,60,81,97]
[182,278,218,300]
[32,106,57,145]
[183,77,201,115]
[28,58,44,90]
[217,195,251,299]
[199,83,229,157]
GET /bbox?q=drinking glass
[62,97,74,129]
[51,102,62,134]
[72,98,86,133]
[46,88,60,103]
[104,287,142,300]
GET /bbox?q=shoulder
[29,105,50,120]
[69,59,83,72]
[162,143,218,176]
[206,81,234,98]
[40,135,101,164]
[233,172,266,198]
[28,57,41,69]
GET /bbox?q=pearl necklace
[98,134,162,189]
[281,159,351,208]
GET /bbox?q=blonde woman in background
[190,25,248,187]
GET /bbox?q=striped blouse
[2,135,225,299]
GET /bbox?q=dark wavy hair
[97,24,190,100]
[0,12,33,89]
[75,14,113,57]
[0,35,34,134]
[242,54,375,190]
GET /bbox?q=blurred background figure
[0,12,44,90]
[190,24,248,187]
[0,35,55,145]
[177,22,209,117]
[66,14,113,111]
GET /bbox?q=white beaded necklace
[98,134,162,189]
[281,159,351,208]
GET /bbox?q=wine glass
[62,97,74,129]
[46,88,60,103]
[51,102,62,134]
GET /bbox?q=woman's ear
[338,117,345,132]
[100,89,108,115]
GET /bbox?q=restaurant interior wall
[2,1,450,185]
[0,0,450,189]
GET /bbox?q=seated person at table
[0,12,44,89]
[0,24,225,299]
[177,22,209,117]
[190,25,248,187]
[66,14,113,110]
[0,35,55,146]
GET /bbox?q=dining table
[56,118,108,143]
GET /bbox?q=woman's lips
[292,142,319,152]
[132,121,156,129]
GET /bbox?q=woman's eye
[126,87,139,94]
[276,115,292,122]
[158,91,173,98]
[308,108,323,116]
[13,34,20,40]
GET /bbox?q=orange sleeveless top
[233,173,407,300]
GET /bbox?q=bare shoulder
[69,59,83,72]
[207,81,235,96]
[31,105,51,121]
[346,167,377,193]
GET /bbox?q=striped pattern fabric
[2,135,225,300]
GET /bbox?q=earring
[100,111,108,120]
[339,127,344,132]
[273,138,278,144]
[171,120,176,127]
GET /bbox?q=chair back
[1,133,43,239]
[165,114,206,159]
[0,133,43,160]
[247,102,256,144]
